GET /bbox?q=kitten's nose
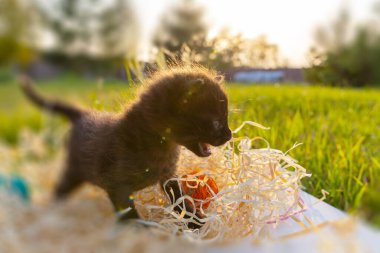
[215,128,232,145]
[222,129,232,142]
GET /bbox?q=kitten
[20,67,232,229]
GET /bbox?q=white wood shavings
[134,121,311,243]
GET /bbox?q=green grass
[1,77,379,226]
[227,84,380,226]
[0,76,135,143]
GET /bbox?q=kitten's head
[141,67,232,157]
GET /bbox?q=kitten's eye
[212,120,222,130]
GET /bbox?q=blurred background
[0,0,380,228]
[1,0,380,84]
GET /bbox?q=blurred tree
[244,35,280,68]
[98,0,139,58]
[182,29,245,71]
[154,1,283,70]
[153,0,207,63]
[306,8,380,87]
[0,0,36,66]
[38,0,93,56]
[37,0,138,73]
[182,29,283,71]
[207,29,246,71]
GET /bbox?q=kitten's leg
[160,177,205,229]
[54,166,84,200]
[107,188,140,222]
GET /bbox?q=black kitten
[20,67,231,228]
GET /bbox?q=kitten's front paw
[187,219,204,230]
[173,203,207,230]
[186,211,206,230]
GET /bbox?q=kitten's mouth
[184,142,212,157]
[198,142,211,157]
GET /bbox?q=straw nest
[0,122,312,252]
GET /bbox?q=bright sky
[132,0,378,67]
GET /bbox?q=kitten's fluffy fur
[20,67,231,228]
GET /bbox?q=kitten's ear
[215,75,224,83]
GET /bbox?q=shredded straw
[133,121,312,242]
[0,121,326,251]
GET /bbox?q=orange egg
[181,170,218,210]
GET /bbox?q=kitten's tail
[19,75,84,121]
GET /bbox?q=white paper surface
[206,191,380,253]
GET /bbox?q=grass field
[1,76,379,226]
